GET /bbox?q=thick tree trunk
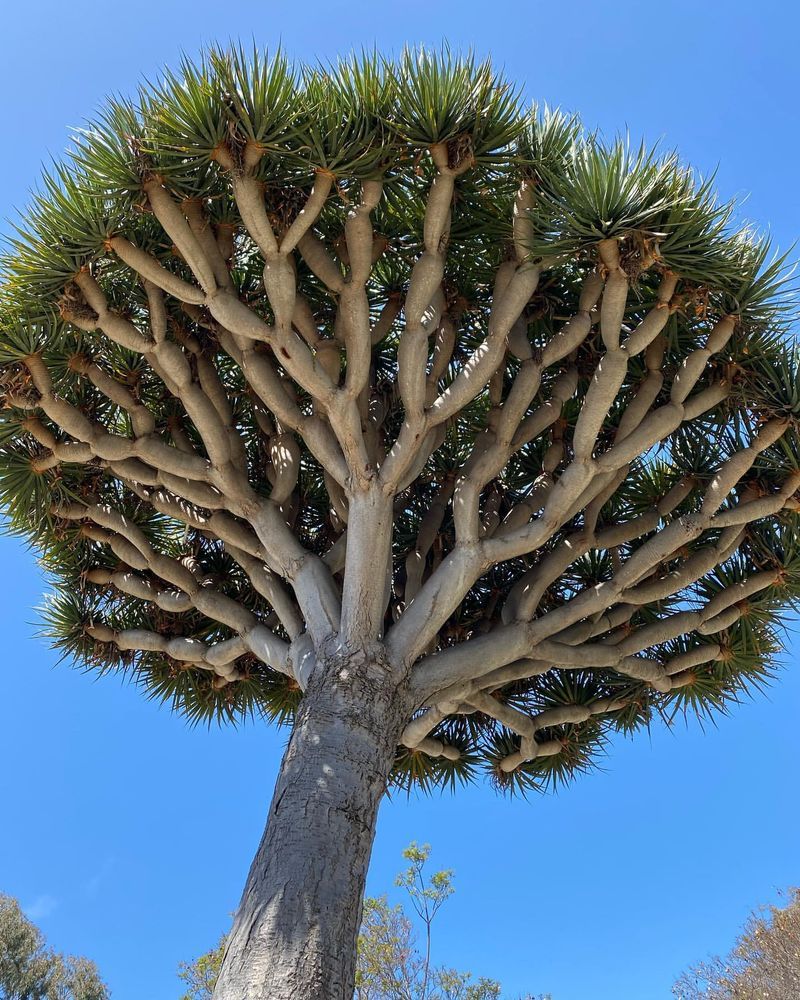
[212,645,410,1000]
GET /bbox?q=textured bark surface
[212,645,410,1000]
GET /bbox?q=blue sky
[1,2,799,998]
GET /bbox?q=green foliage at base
[0,894,108,1000]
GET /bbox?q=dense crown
[2,48,799,792]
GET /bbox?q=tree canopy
[1,46,799,796]
[0,894,108,1000]
[674,887,800,998]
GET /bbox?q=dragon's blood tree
[1,48,799,1000]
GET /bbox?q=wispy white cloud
[23,894,59,920]
[82,856,115,898]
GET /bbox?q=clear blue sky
[1,2,799,998]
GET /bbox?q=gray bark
[212,645,411,1000]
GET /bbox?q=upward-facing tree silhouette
[1,46,799,1000]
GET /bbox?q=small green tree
[178,942,224,1000]
[178,936,227,1000]
[390,842,455,1000]
[674,887,800,998]
[0,894,108,1000]
[356,889,507,1000]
